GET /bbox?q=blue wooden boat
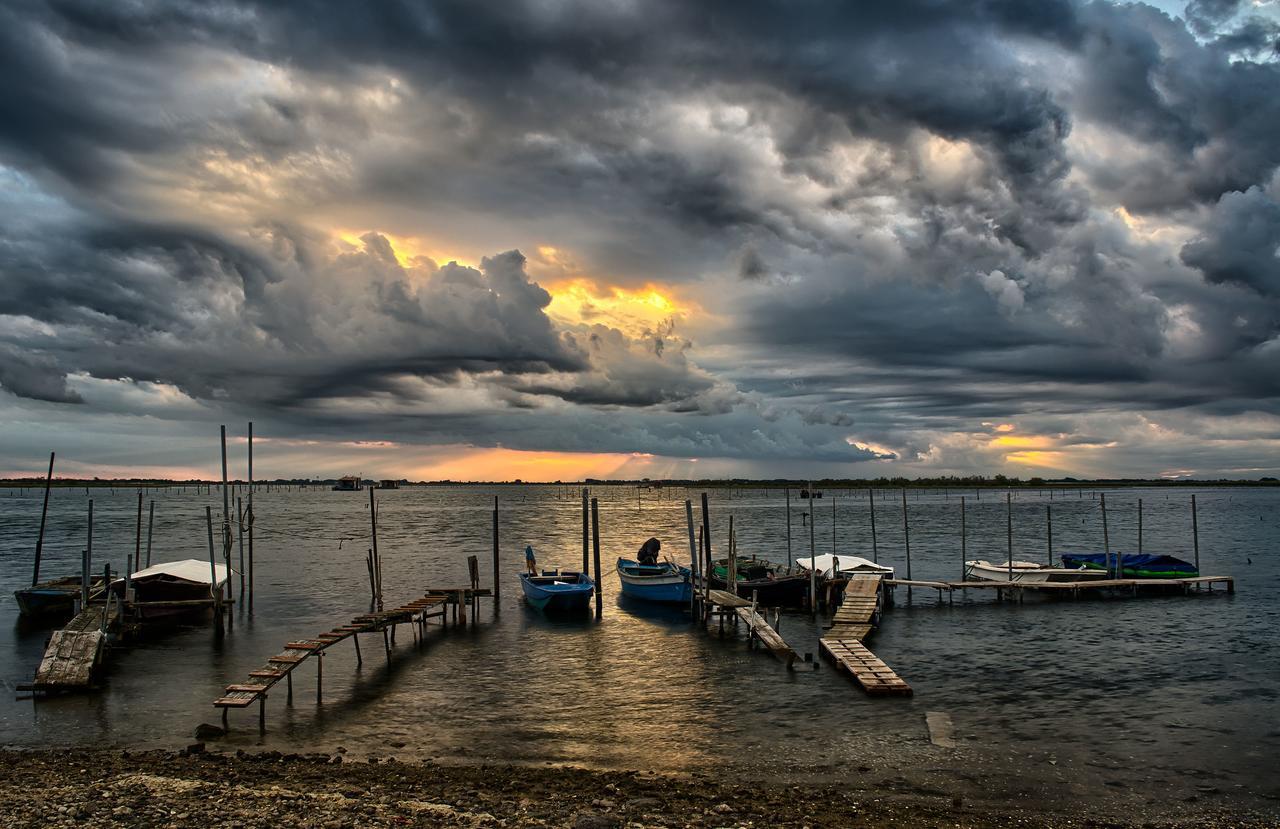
[617,558,692,603]
[519,570,595,612]
[13,575,106,620]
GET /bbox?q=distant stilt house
[377,479,400,490]
[332,475,362,492]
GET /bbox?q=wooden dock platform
[821,576,912,697]
[31,603,121,691]
[884,575,1235,601]
[214,587,489,730]
[702,589,800,668]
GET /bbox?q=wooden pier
[820,576,912,697]
[213,587,489,731]
[30,603,121,691]
[884,575,1235,603]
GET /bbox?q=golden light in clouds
[334,229,472,269]
[991,435,1055,450]
[544,278,693,337]
[412,447,654,482]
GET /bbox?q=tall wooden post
[685,499,698,613]
[581,488,589,572]
[247,421,254,613]
[145,500,155,568]
[1137,498,1143,556]
[237,497,246,597]
[1187,491,1198,575]
[700,492,712,604]
[808,484,816,618]
[591,497,603,620]
[33,451,55,586]
[1101,492,1111,577]
[82,499,93,608]
[205,505,222,629]
[220,425,232,602]
[132,489,143,578]
[492,496,500,614]
[1006,492,1013,582]
[368,485,382,611]
[902,488,912,584]
[831,495,837,555]
[868,488,878,563]
[1046,504,1053,567]
[784,487,792,573]
[960,496,967,581]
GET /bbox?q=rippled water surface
[1,484,1276,812]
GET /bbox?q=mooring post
[960,496,967,582]
[368,485,382,611]
[316,651,323,704]
[236,497,246,599]
[134,489,143,582]
[685,499,698,614]
[247,421,254,614]
[1191,493,1200,578]
[83,499,93,609]
[701,492,712,604]
[287,670,294,702]
[32,451,55,587]
[492,496,500,615]
[1046,503,1053,567]
[808,484,816,618]
[145,500,155,568]
[902,488,912,602]
[353,633,362,666]
[1101,492,1112,578]
[868,488,878,563]
[205,505,223,632]
[785,487,792,573]
[1138,498,1143,556]
[259,696,266,733]
[831,495,837,555]
[1006,492,1013,583]
[582,487,590,573]
[591,497,603,621]
[220,425,233,603]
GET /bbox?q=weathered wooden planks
[821,638,912,696]
[31,604,118,690]
[733,606,798,668]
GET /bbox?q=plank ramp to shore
[704,589,800,668]
[821,576,912,697]
[213,587,489,730]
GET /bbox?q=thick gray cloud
[1,0,1279,476]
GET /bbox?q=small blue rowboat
[519,570,595,612]
[617,558,692,603]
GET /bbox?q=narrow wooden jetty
[214,586,489,731]
[30,603,121,691]
[820,576,912,697]
[701,589,800,668]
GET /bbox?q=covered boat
[965,559,1109,583]
[125,560,228,618]
[617,558,692,603]
[708,557,809,606]
[519,570,595,612]
[1060,553,1199,579]
[795,554,894,578]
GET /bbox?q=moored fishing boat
[795,554,894,578]
[519,569,595,612]
[1060,553,1199,579]
[708,556,810,606]
[126,560,229,619]
[617,558,692,603]
[964,559,1109,583]
[13,575,107,619]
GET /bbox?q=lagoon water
[1,484,1277,814]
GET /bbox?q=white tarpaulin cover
[129,559,228,587]
[794,554,893,578]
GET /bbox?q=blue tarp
[1061,553,1198,577]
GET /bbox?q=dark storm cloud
[1,0,1279,472]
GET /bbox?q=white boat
[964,559,1108,583]
[795,554,894,578]
[117,560,229,618]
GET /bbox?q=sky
[2,0,1280,482]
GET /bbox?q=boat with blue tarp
[519,569,595,612]
[1060,553,1199,579]
[617,558,692,603]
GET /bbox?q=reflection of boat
[126,560,228,619]
[709,557,810,606]
[965,559,1109,583]
[795,554,894,578]
[14,576,107,619]
[332,476,362,491]
[1060,553,1198,579]
[519,570,594,612]
[617,558,692,603]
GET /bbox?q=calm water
[0,484,1276,814]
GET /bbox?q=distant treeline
[0,475,1276,488]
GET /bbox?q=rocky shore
[0,747,1274,828]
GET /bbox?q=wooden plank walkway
[213,587,489,730]
[733,606,798,668]
[31,603,120,690]
[821,575,912,697]
[885,575,1235,596]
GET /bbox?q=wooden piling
[902,489,912,590]
[831,495,837,555]
[684,499,697,614]
[785,487,792,573]
[581,488,589,572]
[1006,492,1013,582]
[33,452,54,586]
[591,497,603,620]
[1138,498,1143,556]
[205,505,222,629]
[368,486,382,611]
[236,497,246,598]
[1191,493,1200,576]
[145,500,154,568]
[1101,492,1112,577]
[960,496,967,581]
[808,483,816,617]
[220,425,232,602]
[868,488,878,563]
[492,496,500,615]
[82,499,93,609]
[1046,504,1053,567]
[247,421,254,613]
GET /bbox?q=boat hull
[520,572,595,612]
[965,560,1109,583]
[708,574,809,606]
[13,587,78,618]
[617,559,692,603]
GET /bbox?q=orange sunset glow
[409,447,663,482]
[544,278,694,337]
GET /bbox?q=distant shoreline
[0,478,1276,488]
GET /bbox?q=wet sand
[0,747,1273,828]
